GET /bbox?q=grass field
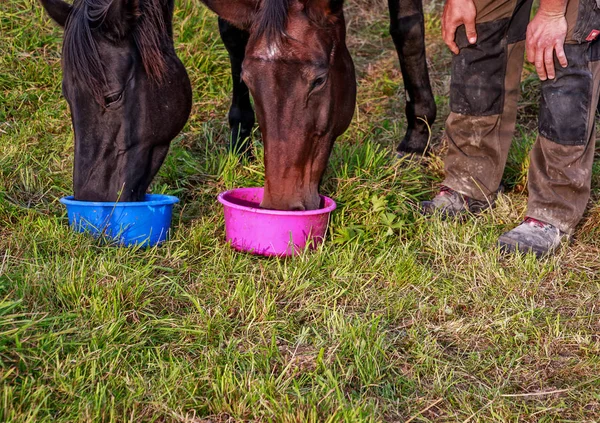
[2,0,600,421]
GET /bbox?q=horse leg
[218,18,255,158]
[388,0,437,155]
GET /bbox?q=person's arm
[526,0,569,80]
[442,0,478,54]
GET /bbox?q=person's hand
[526,8,568,80]
[442,0,477,54]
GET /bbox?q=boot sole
[420,202,468,220]
[497,238,547,259]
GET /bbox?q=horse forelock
[250,0,345,50]
[63,0,171,105]
[251,0,291,46]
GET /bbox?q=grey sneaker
[498,217,571,258]
[421,186,493,217]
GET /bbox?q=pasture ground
[2,0,600,421]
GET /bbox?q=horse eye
[104,91,123,107]
[311,76,327,91]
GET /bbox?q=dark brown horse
[216,0,437,159]
[197,0,436,207]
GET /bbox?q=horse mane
[63,0,171,104]
[251,0,291,45]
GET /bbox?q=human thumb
[465,20,477,44]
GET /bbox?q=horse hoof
[396,130,430,156]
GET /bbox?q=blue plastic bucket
[60,194,179,247]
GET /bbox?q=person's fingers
[535,44,547,80]
[544,46,556,79]
[443,22,460,54]
[526,31,535,63]
[555,41,568,68]
[447,39,460,55]
[464,19,477,44]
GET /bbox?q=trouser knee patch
[450,19,509,116]
[539,44,592,145]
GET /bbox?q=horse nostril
[290,205,306,212]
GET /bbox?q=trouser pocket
[450,0,532,116]
[450,19,509,116]
[538,43,592,145]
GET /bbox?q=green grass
[2,0,600,421]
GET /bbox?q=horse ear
[202,0,258,30]
[301,0,344,16]
[39,0,73,27]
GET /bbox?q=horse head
[40,0,192,201]
[207,0,357,211]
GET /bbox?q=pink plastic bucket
[217,187,336,257]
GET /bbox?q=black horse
[40,0,193,202]
[218,0,437,157]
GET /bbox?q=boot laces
[439,185,456,196]
[524,217,548,229]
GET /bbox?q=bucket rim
[217,187,336,216]
[60,194,179,208]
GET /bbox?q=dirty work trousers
[443,0,600,233]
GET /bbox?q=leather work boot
[497,217,571,258]
[421,186,493,217]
